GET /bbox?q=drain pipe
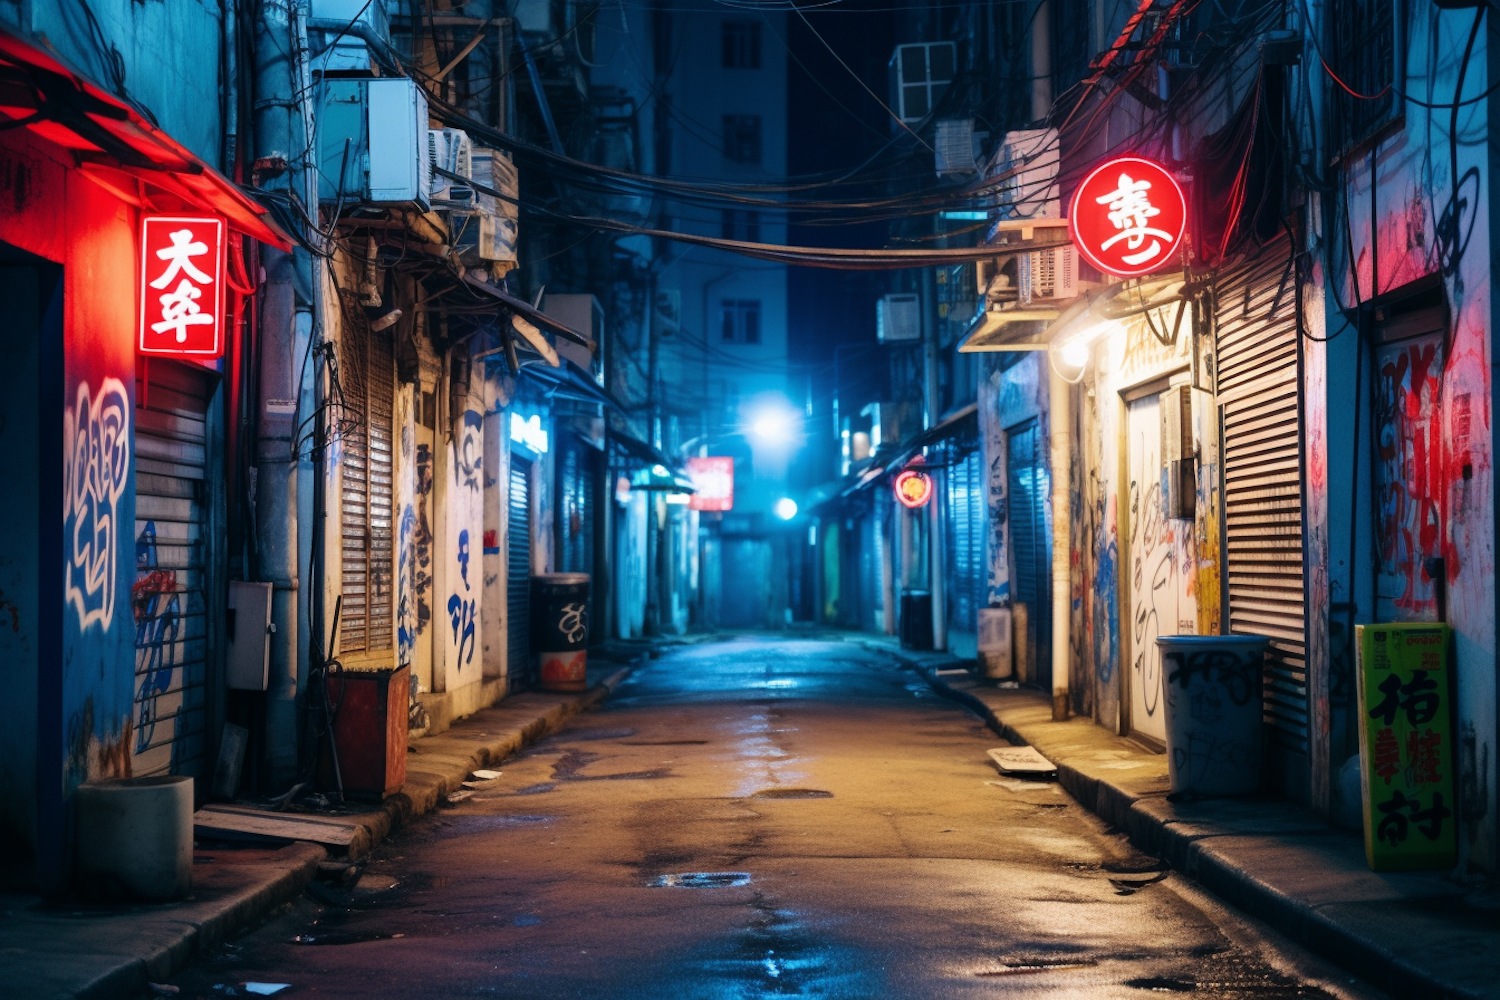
[254,0,304,786]
[1048,363,1071,720]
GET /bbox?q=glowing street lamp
[774,498,799,520]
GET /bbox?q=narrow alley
[167,638,1361,999]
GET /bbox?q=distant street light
[774,498,799,521]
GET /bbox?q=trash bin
[320,664,409,800]
[899,590,933,651]
[75,776,193,900]
[533,572,590,692]
[1157,634,1269,796]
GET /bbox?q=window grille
[1330,0,1397,146]
[720,208,761,242]
[891,42,956,122]
[721,115,762,163]
[722,21,762,69]
[719,299,762,344]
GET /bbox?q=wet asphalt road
[170,637,1381,999]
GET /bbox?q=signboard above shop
[139,216,225,358]
[687,456,734,512]
[894,468,934,509]
[1068,156,1186,278]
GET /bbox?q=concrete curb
[896,653,1495,1000]
[11,658,642,1000]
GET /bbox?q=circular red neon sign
[894,469,933,509]
[1068,156,1186,278]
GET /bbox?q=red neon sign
[894,469,933,509]
[687,456,734,512]
[139,216,226,357]
[1068,156,1186,278]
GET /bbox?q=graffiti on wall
[64,378,131,632]
[132,521,182,761]
[447,528,476,667]
[412,442,434,633]
[397,504,417,662]
[1374,336,1444,619]
[457,410,483,494]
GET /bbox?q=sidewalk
[2,648,645,1000]
[868,637,1500,1000]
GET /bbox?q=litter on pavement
[471,769,502,780]
[987,746,1057,778]
[243,986,291,997]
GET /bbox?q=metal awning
[609,428,683,475]
[827,404,982,505]
[0,26,292,250]
[461,274,595,352]
[517,357,623,412]
[956,303,1070,352]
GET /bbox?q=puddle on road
[1124,977,1198,992]
[622,739,710,746]
[974,960,1098,976]
[652,872,753,888]
[750,788,833,799]
[291,930,405,946]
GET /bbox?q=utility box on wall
[226,581,273,691]
[317,78,431,209]
[1159,385,1195,519]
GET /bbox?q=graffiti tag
[64,378,131,632]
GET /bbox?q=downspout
[253,0,304,787]
[1048,363,1071,720]
[921,269,946,651]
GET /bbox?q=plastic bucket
[1157,635,1269,796]
[533,573,590,691]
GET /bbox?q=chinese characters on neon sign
[894,468,933,509]
[1068,157,1186,278]
[138,216,226,357]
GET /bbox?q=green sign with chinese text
[1356,624,1455,871]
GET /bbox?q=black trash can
[532,573,590,691]
[900,590,933,651]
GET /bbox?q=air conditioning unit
[935,119,976,177]
[877,293,921,343]
[1018,246,1077,303]
[317,77,430,210]
[427,129,474,203]
[990,127,1060,220]
[452,147,518,269]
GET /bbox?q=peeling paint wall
[0,132,139,887]
[1310,8,1497,870]
[439,341,485,694]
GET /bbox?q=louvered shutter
[507,456,533,685]
[132,359,215,778]
[1007,420,1051,688]
[339,317,396,654]
[945,449,983,633]
[557,434,594,576]
[1215,239,1309,763]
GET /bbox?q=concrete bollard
[75,775,193,901]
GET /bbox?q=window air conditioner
[877,293,921,343]
[1017,246,1077,304]
[427,129,475,204]
[452,147,519,270]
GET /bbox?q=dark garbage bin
[900,590,933,651]
[533,572,590,691]
[1157,635,1269,796]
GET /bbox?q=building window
[720,300,762,344]
[723,21,761,69]
[722,115,762,164]
[720,208,761,242]
[1330,0,1397,146]
[890,42,956,122]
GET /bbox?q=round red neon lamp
[1068,156,1186,278]
[894,469,934,509]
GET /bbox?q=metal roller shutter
[132,359,215,778]
[339,317,396,655]
[557,433,594,576]
[945,448,983,633]
[507,456,533,685]
[1215,238,1309,761]
[1007,419,1051,688]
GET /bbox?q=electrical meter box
[318,77,431,209]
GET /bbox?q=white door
[1125,393,1196,743]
